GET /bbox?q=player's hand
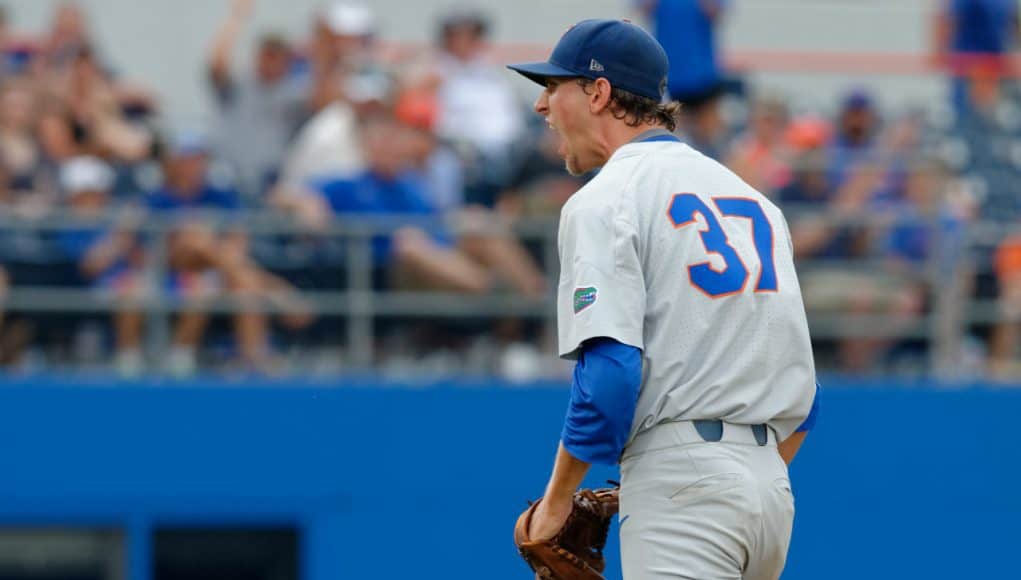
[528,492,573,541]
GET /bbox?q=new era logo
[589,59,604,72]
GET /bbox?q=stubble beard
[564,152,588,177]
[562,139,598,176]
[564,157,580,176]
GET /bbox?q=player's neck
[600,121,670,162]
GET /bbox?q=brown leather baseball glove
[514,486,619,579]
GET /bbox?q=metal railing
[0,210,559,369]
[0,206,1009,374]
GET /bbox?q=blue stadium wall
[0,376,1018,580]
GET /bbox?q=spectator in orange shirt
[991,233,1021,375]
[726,96,792,197]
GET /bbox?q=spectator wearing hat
[306,1,391,111]
[278,112,545,298]
[395,90,547,296]
[147,133,311,376]
[287,113,485,292]
[825,92,920,214]
[276,2,385,188]
[56,155,146,376]
[835,91,878,148]
[147,133,243,215]
[430,9,525,207]
[207,0,311,196]
[317,1,374,61]
[394,89,463,213]
[827,90,883,188]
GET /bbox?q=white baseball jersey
[556,134,816,445]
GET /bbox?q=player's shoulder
[633,141,781,208]
[612,139,702,162]
[617,141,730,194]
[559,162,630,223]
[560,142,692,213]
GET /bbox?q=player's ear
[589,77,613,114]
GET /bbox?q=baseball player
[508,19,819,579]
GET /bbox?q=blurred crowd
[0,0,1019,380]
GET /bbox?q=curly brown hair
[577,79,682,132]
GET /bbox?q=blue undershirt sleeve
[796,383,820,433]
[561,337,643,465]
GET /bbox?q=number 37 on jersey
[667,193,778,299]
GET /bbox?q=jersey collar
[630,128,681,144]
[600,128,685,171]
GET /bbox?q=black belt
[693,420,769,446]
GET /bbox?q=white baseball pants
[618,421,795,580]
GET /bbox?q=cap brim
[507,61,580,87]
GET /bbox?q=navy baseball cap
[842,89,874,112]
[507,19,669,101]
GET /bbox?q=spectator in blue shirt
[394,89,546,297]
[936,0,1019,115]
[880,158,965,272]
[875,158,968,369]
[307,113,489,292]
[277,113,546,297]
[639,0,727,103]
[640,1,730,159]
[57,156,147,376]
[785,147,899,372]
[783,145,875,263]
[828,90,882,189]
[147,137,243,215]
[148,134,311,376]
